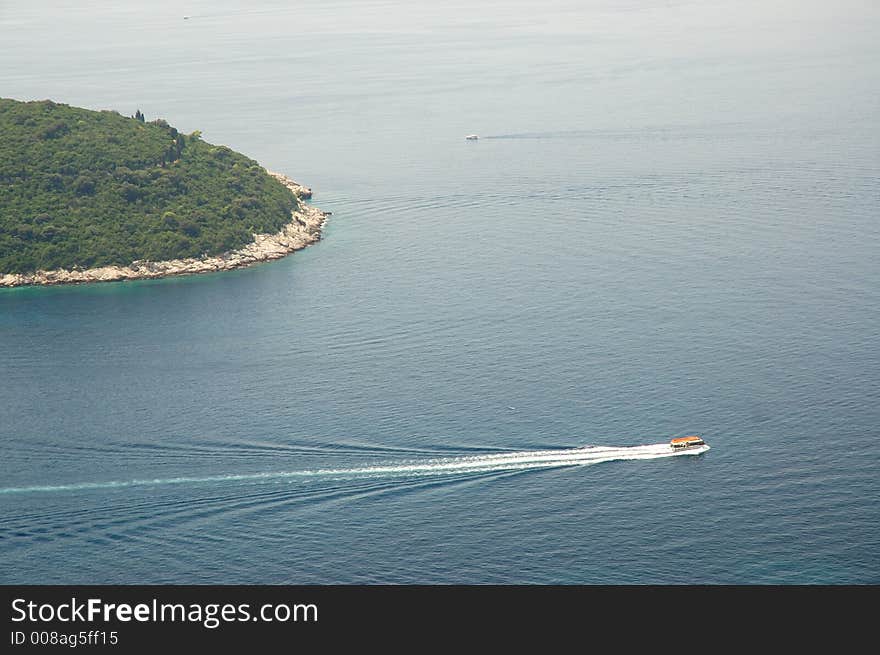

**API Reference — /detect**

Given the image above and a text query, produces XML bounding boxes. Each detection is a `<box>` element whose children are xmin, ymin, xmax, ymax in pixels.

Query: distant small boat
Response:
<box><xmin>465</xmin><ymin>134</ymin><xmax>479</xmax><ymax>140</ymax></box>
<box><xmin>670</xmin><ymin>435</ymin><xmax>706</xmax><ymax>451</ymax></box>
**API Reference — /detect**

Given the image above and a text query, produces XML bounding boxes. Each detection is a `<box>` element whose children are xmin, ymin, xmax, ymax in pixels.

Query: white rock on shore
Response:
<box><xmin>0</xmin><ymin>172</ymin><xmax>330</xmax><ymax>288</ymax></box>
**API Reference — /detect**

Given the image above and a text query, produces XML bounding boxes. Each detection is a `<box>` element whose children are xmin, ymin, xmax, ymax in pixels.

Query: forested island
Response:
<box><xmin>0</xmin><ymin>98</ymin><xmax>327</xmax><ymax>286</ymax></box>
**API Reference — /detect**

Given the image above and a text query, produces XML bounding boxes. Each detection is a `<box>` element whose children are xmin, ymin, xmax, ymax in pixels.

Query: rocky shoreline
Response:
<box><xmin>0</xmin><ymin>172</ymin><xmax>330</xmax><ymax>288</ymax></box>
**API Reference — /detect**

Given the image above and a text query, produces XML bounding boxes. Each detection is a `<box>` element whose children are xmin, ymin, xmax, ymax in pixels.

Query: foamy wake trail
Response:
<box><xmin>0</xmin><ymin>443</ymin><xmax>709</xmax><ymax>495</ymax></box>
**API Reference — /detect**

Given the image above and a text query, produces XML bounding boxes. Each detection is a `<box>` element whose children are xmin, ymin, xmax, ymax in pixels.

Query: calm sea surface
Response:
<box><xmin>1</xmin><ymin>0</ymin><xmax>878</xmax><ymax>583</ymax></box>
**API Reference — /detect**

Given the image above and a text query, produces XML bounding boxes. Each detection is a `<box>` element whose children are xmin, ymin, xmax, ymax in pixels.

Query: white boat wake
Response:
<box><xmin>0</xmin><ymin>443</ymin><xmax>709</xmax><ymax>495</ymax></box>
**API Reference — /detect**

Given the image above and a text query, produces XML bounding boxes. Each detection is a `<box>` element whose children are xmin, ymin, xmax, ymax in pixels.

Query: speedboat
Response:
<box><xmin>465</xmin><ymin>134</ymin><xmax>479</xmax><ymax>140</ymax></box>
<box><xmin>670</xmin><ymin>435</ymin><xmax>706</xmax><ymax>451</ymax></box>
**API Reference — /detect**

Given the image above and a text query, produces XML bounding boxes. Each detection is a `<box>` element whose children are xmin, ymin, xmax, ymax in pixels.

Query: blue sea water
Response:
<box><xmin>1</xmin><ymin>0</ymin><xmax>878</xmax><ymax>583</ymax></box>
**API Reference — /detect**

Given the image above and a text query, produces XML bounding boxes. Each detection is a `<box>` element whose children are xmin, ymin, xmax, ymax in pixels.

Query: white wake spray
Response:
<box><xmin>0</xmin><ymin>443</ymin><xmax>709</xmax><ymax>495</ymax></box>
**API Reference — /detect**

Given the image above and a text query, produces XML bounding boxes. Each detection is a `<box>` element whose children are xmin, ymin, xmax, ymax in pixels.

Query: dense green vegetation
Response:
<box><xmin>0</xmin><ymin>98</ymin><xmax>299</xmax><ymax>273</ymax></box>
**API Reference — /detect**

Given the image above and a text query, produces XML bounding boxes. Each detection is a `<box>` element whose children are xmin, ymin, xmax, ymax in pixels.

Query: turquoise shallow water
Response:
<box><xmin>1</xmin><ymin>0</ymin><xmax>879</xmax><ymax>583</ymax></box>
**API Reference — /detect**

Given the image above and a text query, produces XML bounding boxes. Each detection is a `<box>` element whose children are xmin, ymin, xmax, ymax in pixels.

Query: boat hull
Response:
<box><xmin>670</xmin><ymin>444</ymin><xmax>710</xmax><ymax>456</ymax></box>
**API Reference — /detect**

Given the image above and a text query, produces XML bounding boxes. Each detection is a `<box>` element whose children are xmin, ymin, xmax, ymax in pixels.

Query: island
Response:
<box><xmin>0</xmin><ymin>98</ymin><xmax>329</xmax><ymax>287</ymax></box>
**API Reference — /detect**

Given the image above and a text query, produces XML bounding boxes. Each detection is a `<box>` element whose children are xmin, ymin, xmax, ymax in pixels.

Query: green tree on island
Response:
<box><xmin>0</xmin><ymin>98</ymin><xmax>299</xmax><ymax>274</ymax></box>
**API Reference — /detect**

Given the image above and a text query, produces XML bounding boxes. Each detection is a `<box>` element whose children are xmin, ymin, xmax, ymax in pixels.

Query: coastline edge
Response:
<box><xmin>0</xmin><ymin>171</ymin><xmax>330</xmax><ymax>288</ymax></box>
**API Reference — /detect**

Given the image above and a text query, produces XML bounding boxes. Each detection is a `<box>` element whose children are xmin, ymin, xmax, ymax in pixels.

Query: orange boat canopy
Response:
<box><xmin>670</xmin><ymin>436</ymin><xmax>703</xmax><ymax>444</ymax></box>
